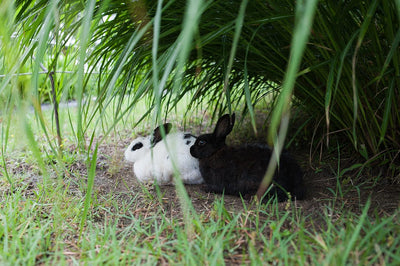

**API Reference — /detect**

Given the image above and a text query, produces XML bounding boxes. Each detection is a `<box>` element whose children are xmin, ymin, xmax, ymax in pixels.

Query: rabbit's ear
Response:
<box><xmin>214</xmin><ymin>114</ymin><xmax>235</xmax><ymax>140</ymax></box>
<box><xmin>230</xmin><ymin>113</ymin><xmax>236</xmax><ymax>128</ymax></box>
<box><xmin>152</xmin><ymin>123</ymin><xmax>172</xmax><ymax>145</ymax></box>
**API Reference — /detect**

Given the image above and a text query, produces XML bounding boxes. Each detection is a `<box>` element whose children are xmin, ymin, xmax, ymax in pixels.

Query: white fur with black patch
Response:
<box><xmin>125</xmin><ymin>132</ymin><xmax>203</xmax><ymax>185</ymax></box>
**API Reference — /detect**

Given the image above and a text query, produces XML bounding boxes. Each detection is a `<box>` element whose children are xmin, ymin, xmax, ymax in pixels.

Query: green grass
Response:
<box><xmin>1</xmin><ymin>174</ymin><xmax>399</xmax><ymax>264</ymax></box>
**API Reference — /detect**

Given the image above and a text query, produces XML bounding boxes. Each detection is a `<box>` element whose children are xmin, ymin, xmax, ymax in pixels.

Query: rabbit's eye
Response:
<box><xmin>198</xmin><ymin>140</ymin><xmax>207</xmax><ymax>146</ymax></box>
<box><xmin>131</xmin><ymin>142</ymin><xmax>143</xmax><ymax>151</ymax></box>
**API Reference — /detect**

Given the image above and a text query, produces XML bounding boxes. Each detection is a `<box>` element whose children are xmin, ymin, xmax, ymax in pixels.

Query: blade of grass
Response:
<box><xmin>152</xmin><ymin>0</ymin><xmax>163</xmax><ymax>122</ymax></box>
<box><xmin>324</xmin><ymin>55</ymin><xmax>338</xmax><ymax>146</ymax></box>
<box><xmin>79</xmin><ymin>143</ymin><xmax>98</xmax><ymax>238</ymax></box>
<box><xmin>223</xmin><ymin>0</ymin><xmax>248</xmax><ymax>115</ymax></box>
<box><xmin>173</xmin><ymin>0</ymin><xmax>205</xmax><ymax>96</ymax></box>
<box><xmin>22</xmin><ymin>110</ymin><xmax>48</xmax><ymax>178</ymax></box>
<box><xmin>379</xmin><ymin>78</ymin><xmax>395</xmax><ymax>146</ymax></box>
<box><xmin>257</xmin><ymin>0</ymin><xmax>318</xmax><ymax>199</ymax></box>
<box><xmin>351</xmin><ymin>0</ymin><xmax>378</xmax><ymax>150</ymax></box>
<box><xmin>76</xmin><ymin>0</ymin><xmax>96</xmax><ymax>149</ymax></box>
<box><xmin>31</xmin><ymin>0</ymin><xmax>58</xmax><ymax>100</ymax></box>
<box><xmin>243</xmin><ymin>24</ymin><xmax>261</xmax><ymax>134</ymax></box>
<box><xmin>0</xmin><ymin>96</ymin><xmax>13</xmax><ymax>188</ymax></box>
<box><xmin>341</xmin><ymin>199</ymin><xmax>371</xmax><ymax>264</ymax></box>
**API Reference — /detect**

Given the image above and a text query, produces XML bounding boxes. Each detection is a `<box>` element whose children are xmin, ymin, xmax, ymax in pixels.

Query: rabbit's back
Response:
<box><xmin>199</xmin><ymin>144</ymin><xmax>271</xmax><ymax>194</ymax></box>
<box><xmin>275</xmin><ymin>150</ymin><xmax>305</xmax><ymax>200</ymax></box>
<box><xmin>199</xmin><ymin>143</ymin><xmax>304</xmax><ymax>201</ymax></box>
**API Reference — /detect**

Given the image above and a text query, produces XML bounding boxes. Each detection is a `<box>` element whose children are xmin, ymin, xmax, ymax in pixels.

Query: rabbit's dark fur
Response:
<box><xmin>190</xmin><ymin>113</ymin><xmax>305</xmax><ymax>202</ymax></box>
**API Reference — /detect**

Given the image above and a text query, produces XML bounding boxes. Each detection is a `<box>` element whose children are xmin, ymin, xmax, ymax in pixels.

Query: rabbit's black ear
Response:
<box><xmin>230</xmin><ymin>113</ymin><xmax>236</xmax><ymax>128</ymax></box>
<box><xmin>152</xmin><ymin>123</ymin><xmax>172</xmax><ymax>145</ymax></box>
<box><xmin>214</xmin><ymin>114</ymin><xmax>235</xmax><ymax>140</ymax></box>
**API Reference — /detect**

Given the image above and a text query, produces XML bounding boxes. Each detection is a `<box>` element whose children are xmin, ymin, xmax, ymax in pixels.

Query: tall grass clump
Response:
<box><xmin>296</xmin><ymin>1</ymin><xmax>400</xmax><ymax>168</ymax></box>
<box><xmin>5</xmin><ymin>1</ymin><xmax>399</xmax><ymax>179</ymax></box>
<box><xmin>11</xmin><ymin>0</ymin><xmax>400</xmax><ymax>178</ymax></box>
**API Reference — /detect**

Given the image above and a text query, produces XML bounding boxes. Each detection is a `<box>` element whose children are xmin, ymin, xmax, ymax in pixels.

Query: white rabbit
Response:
<box><xmin>124</xmin><ymin>123</ymin><xmax>203</xmax><ymax>185</ymax></box>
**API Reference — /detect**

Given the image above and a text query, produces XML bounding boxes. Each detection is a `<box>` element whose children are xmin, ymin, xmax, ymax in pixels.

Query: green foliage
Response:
<box><xmin>2</xmin><ymin>0</ymin><xmax>398</xmax><ymax>168</ymax></box>
<box><xmin>296</xmin><ymin>1</ymin><xmax>400</xmax><ymax>158</ymax></box>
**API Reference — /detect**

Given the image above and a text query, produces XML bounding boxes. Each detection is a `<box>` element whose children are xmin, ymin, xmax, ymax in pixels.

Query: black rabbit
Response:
<box><xmin>190</xmin><ymin>113</ymin><xmax>305</xmax><ymax>202</ymax></box>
